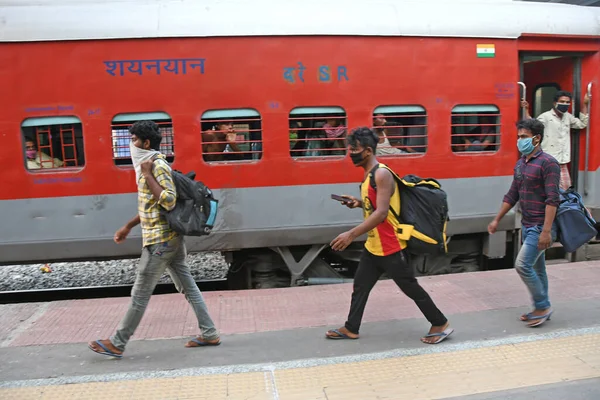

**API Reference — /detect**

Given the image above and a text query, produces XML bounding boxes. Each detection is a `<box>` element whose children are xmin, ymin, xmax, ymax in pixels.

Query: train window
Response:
<box><xmin>289</xmin><ymin>107</ymin><xmax>347</xmax><ymax>158</ymax></box>
<box><xmin>200</xmin><ymin>109</ymin><xmax>262</xmax><ymax>162</ymax></box>
<box><xmin>451</xmin><ymin>105</ymin><xmax>501</xmax><ymax>153</ymax></box>
<box><xmin>533</xmin><ymin>84</ymin><xmax>560</xmax><ymax>118</ymax></box>
<box><xmin>371</xmin><ymin>105</ymin><xmax>428</xmax><ymax>155</ymax></box>
<box><xmin>21</xmin><ymin>116</ymin><xmax>85</xmax><ymax>170</ymax></box>
<box><xmin>111</xmin><ymin>112</ymin><xmax>175</xmax><ymax>166</ymax></box>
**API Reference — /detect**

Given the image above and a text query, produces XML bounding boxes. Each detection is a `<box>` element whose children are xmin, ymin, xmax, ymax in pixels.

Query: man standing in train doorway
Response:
<box><xmin>88</xmin><ymin>121</ymin><xmax>220</xmax><ymax>358</ymax></box>
<box><xmin>488</xmin><ymin>119</ymin><xmax>560</xmax><ymax>327</ymax></box>
<box><xmin>326</xmin><ymin>127</ymin><xmax>453</xmax><ymax>344</ymax></box>
<box><xmin>522</xmin><ymin>91</ymin><xmax>589</xmax><ymax>190</ymax></box>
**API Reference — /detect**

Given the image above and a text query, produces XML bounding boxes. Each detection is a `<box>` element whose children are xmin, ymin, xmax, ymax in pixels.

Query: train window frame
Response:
<box><xmin>288</xmin><ymin>106</ymin><xmax>348</xmax><ymax>160</ymax></box>
<box><xmin>21</xmin><ymin>116</ymin><xmax>86</xmax><ymax>172</ymax></box>
<box><xmin>370</xmin><ymin>105</ymin><xmax>428</xmax><ymax>157</ymax></box>
<box><xmin>533</xmin><ymin>83</ymin><xmax>561</xmax><ymax>118</ymax></box>
<box><xmin>200</xmin><ymin>108</ymin><xmax>263</xmax><ymax>164</ymax></box>
<box><xmin>111</xmin><ymin>112</ymin><xmax>175</xmax><ymax>166</ymax></box>
<box><xmin>451</xmin><ymin>105</ymin><xmax>501</xmax><ymax>154</ymax></box>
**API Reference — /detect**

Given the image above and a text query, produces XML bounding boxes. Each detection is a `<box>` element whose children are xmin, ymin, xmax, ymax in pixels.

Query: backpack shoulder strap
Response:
<box><xmin>149</xmin><ymin>155</ymin><xmax>175</xmax><ymax>186</ymax></box>
<box><xmin>370</xmin><ymin>163</ymin><xmax>403</xmax><ymax>189</ymax></box>
<box><xmin>368</xmin><ymin>163</ymin><xmax>380</xmax><ymax>190</ymax></box>
<box><xmin>368</xmin><ymin>163</ymin><xmax>401</xmax><ymax>221</ymax></box>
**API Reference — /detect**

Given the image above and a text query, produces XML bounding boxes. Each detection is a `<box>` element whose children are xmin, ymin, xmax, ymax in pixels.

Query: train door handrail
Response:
<box><xmin>584</xmin><ymin>82</ymin><xmax>593</xmax><ymax>196</ymax></box>
<box><xmin>517</xmin><ymin>82</ymin><xmax>527</xmax><ymax>120</ymax></box>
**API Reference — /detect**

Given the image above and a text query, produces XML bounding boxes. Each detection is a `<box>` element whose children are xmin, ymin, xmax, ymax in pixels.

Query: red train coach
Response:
<box><xmin>0</xmin><ymin>0</ymin><xmax>598</xmax><ymax>289</ymax></box>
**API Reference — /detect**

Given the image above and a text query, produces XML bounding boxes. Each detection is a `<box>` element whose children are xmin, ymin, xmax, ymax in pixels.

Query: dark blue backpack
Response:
<box><xmin>556</xmin><ymin>187</ymin><xmax>597</xmax><ymax>253</ymax></box>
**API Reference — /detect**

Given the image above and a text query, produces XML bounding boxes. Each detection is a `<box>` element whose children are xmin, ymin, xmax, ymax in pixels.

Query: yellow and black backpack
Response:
<box><xmin>369</xmin><ymin>164</ymin><xmax>449</xmax><ymax>255</ymax></box>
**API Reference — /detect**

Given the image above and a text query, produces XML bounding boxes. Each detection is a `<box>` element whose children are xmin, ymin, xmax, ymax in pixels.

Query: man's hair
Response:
<box><xmin>554</xmin><ymin>90</ymin><xmax>572</xmax><ymax>102</ymax></box>
<box><xmin>516</xmin><ymin>118</ymin><xmax>545</xmax><ymax>143</ymax></box>
<box><xmin>24</xmin><ymin>136</ymin><xmax>35</xmax><ymax>143</ymax></box>
<box><xmin>129</xmin><ymin>120</ymin><xmax>162</xmax><ymax>151</ymax></box>
<box><xmin>347</xmin><ymin>126</ymin><xmax>379</xmax><ymax>152</ymax></box>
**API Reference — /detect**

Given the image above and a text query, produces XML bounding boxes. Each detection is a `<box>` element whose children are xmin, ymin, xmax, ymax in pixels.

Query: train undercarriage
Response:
<box><xmin>224</xmin><ymin>232</ymin><xmax>519</xmax><ymax>290</ymax></box>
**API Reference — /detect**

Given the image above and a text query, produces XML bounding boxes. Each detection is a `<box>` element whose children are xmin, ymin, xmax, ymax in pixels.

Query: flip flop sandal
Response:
<box><xmin>521</xmin><ymin>312</ymin><xmax>552</xmax><ymax>322</ymax></box>
<box><xmin>527</xmin><ymin>311</ymin><xmax>553</xmax><ymax>327</ymax></box>
<box><xmin>187</xmin><ymin>338</ymin><xmax>221</xmax><ymax>347</ymax></box>
<box><xmin>421</xmin><ymin>327</ymin><xmax>454</xmax><ymax>344</ymax></box>
<box><xmin>325</xmin><ymin>329</ymin><xmax>359</xmax><ymax>340</ymax></box>
<box><xmin>88</xmin><ymin>340</ymin><xmax>123</xmax><ymax>358</ymax></box>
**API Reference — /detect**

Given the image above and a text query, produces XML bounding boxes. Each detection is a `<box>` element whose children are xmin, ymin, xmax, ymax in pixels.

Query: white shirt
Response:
<box><xmin>376</xmin><ymin>133</ymin><xmax>406</xmax><ymax>156</ymax></box>
<box><xmin>26</xmin><ymin>152</ymin><xmax>64</xmax><ymax>170</ymax></box>
<box><xmin>536</xmin><ymin>109</ymin><xmax>588</xmax><ymax>164</ymax></box>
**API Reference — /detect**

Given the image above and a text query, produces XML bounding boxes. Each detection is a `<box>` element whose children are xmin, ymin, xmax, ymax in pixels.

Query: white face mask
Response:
<box><xmin>130</xmin><ymin>141</ymin><xmax>160</xmax><ymax>183</ymax></box>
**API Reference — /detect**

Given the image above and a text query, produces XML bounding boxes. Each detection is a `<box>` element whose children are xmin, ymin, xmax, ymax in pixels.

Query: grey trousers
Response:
<box><xmin>110</xmin><ymin>235</ymin><xmax>218</xmax><ymax>350</ymax></box>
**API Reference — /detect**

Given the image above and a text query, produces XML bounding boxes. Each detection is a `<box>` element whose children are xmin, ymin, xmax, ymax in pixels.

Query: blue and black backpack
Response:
<box><xmin>152</xmin><ymin>157</ymin><xmax>219</xmax><ymax>236</ymax></box>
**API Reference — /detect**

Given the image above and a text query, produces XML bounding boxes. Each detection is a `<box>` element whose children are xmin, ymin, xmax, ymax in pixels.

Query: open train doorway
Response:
<box><xmin>519</xmin><ymin>52</ymin><xmax>586</xmax><ymax>191</ymax></box>
<box><xmin>519</xmin><ymin>51</ymin><xmax>597</xmax><ymax>261</ymax></box>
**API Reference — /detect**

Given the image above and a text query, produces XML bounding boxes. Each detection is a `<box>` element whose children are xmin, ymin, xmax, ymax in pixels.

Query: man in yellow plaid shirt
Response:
<box><xmin>89</xmin><ymin>121</ymin><xmax>220</xmax><ymax>358</ymax></box>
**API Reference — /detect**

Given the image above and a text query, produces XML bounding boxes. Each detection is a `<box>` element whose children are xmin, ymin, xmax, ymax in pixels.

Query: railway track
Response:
<box><xmin>0</xmin><ymin>279</ymin><xmax>228</xmax><ymax>304</ymax></box>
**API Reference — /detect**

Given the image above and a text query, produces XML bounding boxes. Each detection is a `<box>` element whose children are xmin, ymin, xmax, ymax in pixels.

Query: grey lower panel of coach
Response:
<box><xmin>1</xmin><ymin>172</ymin><xmax>598</xmax><ymax>264</ymax></box>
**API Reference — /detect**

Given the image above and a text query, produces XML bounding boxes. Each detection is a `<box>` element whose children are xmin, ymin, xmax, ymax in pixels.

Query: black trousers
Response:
<box><xmin>345</xmin><ymin>250</ymin><xmax>448</xmax><ymax>334</ymax></box>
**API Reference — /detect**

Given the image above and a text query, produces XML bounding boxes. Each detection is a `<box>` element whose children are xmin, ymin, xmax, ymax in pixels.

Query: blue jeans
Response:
<box><xmin>514</xmin><ymin>224</ymin><xmax>557</xmax><ymax>310</ymax></box>
<box><xmin>110</xmin><ymin>235</ymin><xmax>218</xmax><ymax>351</ymax></box>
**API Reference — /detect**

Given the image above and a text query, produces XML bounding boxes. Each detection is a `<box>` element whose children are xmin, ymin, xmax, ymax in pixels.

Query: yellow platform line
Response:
<box><xmin>2</xmin><ymin>333</ymin><xmax>600</xmax><ymax>400</ymax></box>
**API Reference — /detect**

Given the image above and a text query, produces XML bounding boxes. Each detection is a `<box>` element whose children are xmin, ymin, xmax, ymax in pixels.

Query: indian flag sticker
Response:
<box><xmin>477</xmin><ymin>44</ymin><xmax>495</xmax><ymax>58</ymax></box>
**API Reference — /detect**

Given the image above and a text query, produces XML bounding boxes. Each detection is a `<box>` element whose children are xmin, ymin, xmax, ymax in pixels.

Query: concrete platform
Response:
<box><xmin>1</xmin><ymin>261</ymin><xmax>600</xmax><ymax>399</ymax></box>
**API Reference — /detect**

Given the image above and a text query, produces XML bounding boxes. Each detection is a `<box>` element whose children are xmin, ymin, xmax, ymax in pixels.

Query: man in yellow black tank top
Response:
<box><xmin>325</xmin><ymin>127</ymin><xmax>453</xmax><ymax>344</ymax></box>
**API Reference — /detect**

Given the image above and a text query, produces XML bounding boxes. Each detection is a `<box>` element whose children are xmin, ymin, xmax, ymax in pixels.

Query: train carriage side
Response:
<box><xmin>0</xmin><ymin>0</ymin><xmax>598</xmax><ymax>290</ymax></box>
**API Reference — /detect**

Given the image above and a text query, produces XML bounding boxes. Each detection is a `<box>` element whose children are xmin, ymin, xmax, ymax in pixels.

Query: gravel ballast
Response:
<box><xmin>0</xmin><ymin>252</ymin><xmax>229</xmax><ymax>291</ymax></box>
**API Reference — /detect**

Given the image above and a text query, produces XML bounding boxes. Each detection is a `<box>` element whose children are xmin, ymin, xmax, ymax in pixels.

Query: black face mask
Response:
<box><xmin>350</xmin><ymin>151</ymin><xmax>365</xmax><ymax>165</ymax></box>
<box><xmin>556</xmin><ymin>103</ymin><xmax>569</xmax><ymax>113</ymax></box>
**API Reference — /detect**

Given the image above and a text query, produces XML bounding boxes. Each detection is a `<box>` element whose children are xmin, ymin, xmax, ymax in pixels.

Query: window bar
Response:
<box><xmin>35</xmin><ymin>126</ymin><xmax>54</xmax><ymax>168</ymax></box>
<box><xmin>59</xmin><ymin>124</ymin><xmax>78</xmax><ymax>166</ymax></box>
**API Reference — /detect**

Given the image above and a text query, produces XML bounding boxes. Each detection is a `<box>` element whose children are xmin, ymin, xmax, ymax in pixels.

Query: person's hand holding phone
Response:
<box><xmin>331</xmin><ymin>194</ymin><xmax>361</xmax><ymax>209</ymax></box>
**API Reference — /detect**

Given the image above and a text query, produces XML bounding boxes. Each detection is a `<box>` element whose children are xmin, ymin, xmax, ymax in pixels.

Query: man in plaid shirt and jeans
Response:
<box><xmin>89</xmin><ymin>121</ymin><xmax>220</xmax><ymax>358</ymax></box>
<box><xmin>488</xmin><ymin>119</ymin><xmax>560</xmax><ymax>328</ymax></box>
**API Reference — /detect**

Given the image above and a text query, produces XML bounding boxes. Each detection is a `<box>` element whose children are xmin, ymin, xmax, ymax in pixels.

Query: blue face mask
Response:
<box><xmin>517</xmin><ymin>137</ymin><xmax>537</xmax><ymax>155</ymax></box>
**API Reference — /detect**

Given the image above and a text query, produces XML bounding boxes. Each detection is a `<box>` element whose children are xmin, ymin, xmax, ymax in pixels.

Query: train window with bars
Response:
<box><xmin>289</xmin><ymin>107</ymin><xmax>347</xmax><ymax>158</ymax></box>
<box><xmin>370</xmin><ymin>105</ymin><xmax>428</xmax><ymax>155</ymax></box>
<box><xmin>111</xmin><ymin>112</ymin><xmax>175</xmax><ymax>166</ymax></box>
<box><xmin>200</xmin><ymin>109</ymin><xmax>262</xmax><ymax>162</ymax></box>
<box><xmin>21</xmin><ymin>116</ymin><xmax>85</xmax><ymax>170</ymax></box>
<box><xmin>451</xmin><ymin>105</ymin><xmax>501</xmax><ymax>153</ymax></box>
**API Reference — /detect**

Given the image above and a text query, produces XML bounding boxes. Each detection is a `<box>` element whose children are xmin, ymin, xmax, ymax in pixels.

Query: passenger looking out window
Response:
<box><xmin>21</xmin><ymin>117</ymin><xmax>85</xmax><ymax>169</ymax></box>
<box><xmin>451</xmin><ymin>106</ymin><xmax>500</xmax><ymax>153</ymax></box>
<box><xmin>202</xmin><ymin>121</ymin><xmax>243</xmax><ymax>162</ymax></box>
<box><xmin>464</xmin><ymin>115</ymin><xmax>496</xmax><ymax>151</ymax></box>
<box><xmin>24</xmin><ymin>137</ymin><xmax>64</xmax><ymax>170</ymax></box>
<box><xmin>288</xmin><ymin>107</ymin><xmax>347</xmax><ymax>158</ymax></box>
<box><xmin>373</xmin><ymin>114</ymin><xmax>406</xmax><ymax>156</ymax></box>
<box><xmin>201</xmin><ymin>109</ymin><xmax>262</xmax><ymax>162</ymax></box>
<box><xmin>371</xmin><ymin>106</ymin><xmax>428</xmax><ymax>154</ymax></box>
